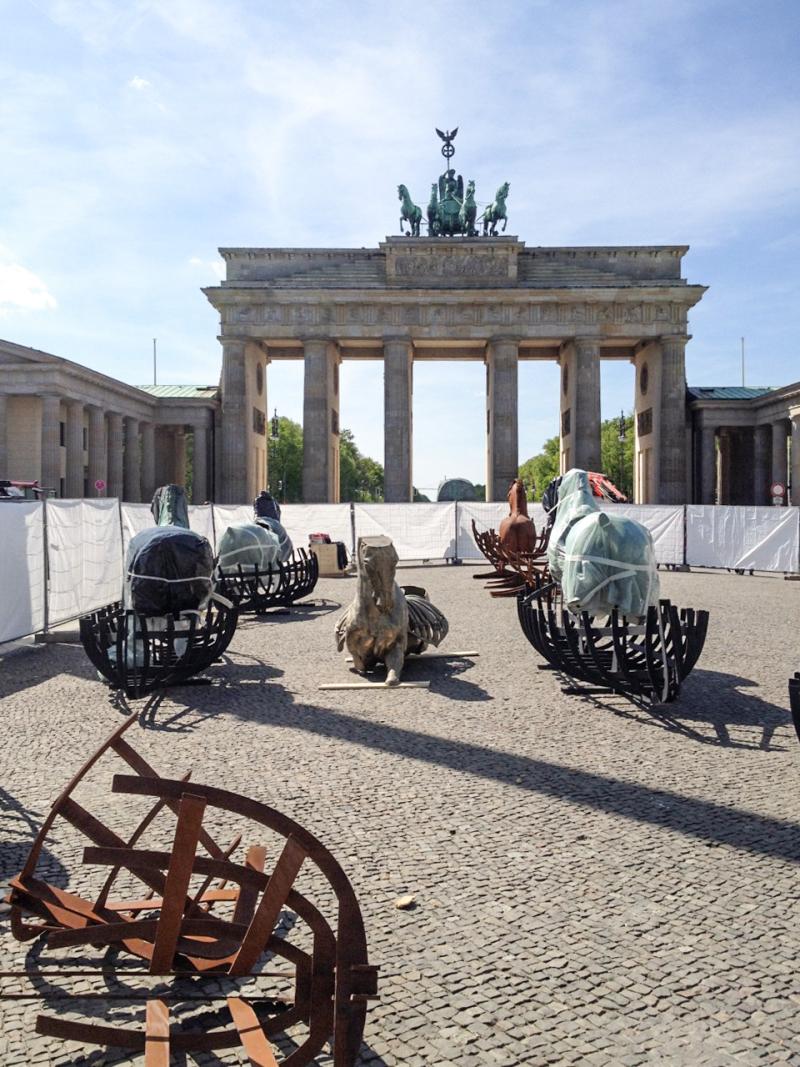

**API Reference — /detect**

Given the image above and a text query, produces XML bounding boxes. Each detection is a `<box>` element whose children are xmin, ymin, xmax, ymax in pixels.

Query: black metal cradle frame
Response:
<box><xmin>517</xmin><ymin>584</ymin><xmax>709</xmax><ymax>705</ymax></box>
<box><xmin>790</xmin><ymin>674</ymin><xmax>800</xmax><ymax>742</ymax></box>
<box><xmin>79</xmin><ymin>598</ymin><xmax>239</xmax><ymax>697</ymax></box>
<box><xmin>215</xmin><ymin>548</ymin><xmax>319</xmax><ymax>615</ymax></box>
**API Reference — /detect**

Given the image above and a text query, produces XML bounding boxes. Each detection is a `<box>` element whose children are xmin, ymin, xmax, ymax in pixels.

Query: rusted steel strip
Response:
<box><xmin>145</xmin><ymin>998</ymin><xmax>170</xmax><ymax>1067</ymax></box>
<box><xmin>230</xmin><ymin>837</ymin><xmax>306</xmax><ymax>976</ymax></box>
<box><xmin>228</xmin><ymin>996</ymin><xmax>280</xmax><ymax>1066</ymax></box>
<box><xmin>149</xmin><ymin>793</ymin><xmax>207</xmax><ymax>974</ymax></box>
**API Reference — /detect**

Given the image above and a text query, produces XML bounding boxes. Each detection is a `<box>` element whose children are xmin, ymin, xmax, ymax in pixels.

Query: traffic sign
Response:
<box><xmin>770</xmin><ymin>481</ymin><xmax>786</xmax><ymax>496</ymax></box>
<box><xmin>94</xmin><ymin>479</ymin><xmax>106</xmax><ymax>492</ymax></box>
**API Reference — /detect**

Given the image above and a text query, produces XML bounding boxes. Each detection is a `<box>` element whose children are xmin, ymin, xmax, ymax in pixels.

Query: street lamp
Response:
<box><xmin>617</xmin><ymin>410</ymin><xmax>626</xmax><ymax>494</ymax></box>
<box><xmin>270</xmin><ymin>408</ymin><xmax>280</xmax><ymax>440</ymax></box>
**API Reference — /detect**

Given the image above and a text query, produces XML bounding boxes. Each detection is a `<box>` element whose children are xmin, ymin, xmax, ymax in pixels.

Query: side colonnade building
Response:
<box><xmin>0</xmin><ymin>339</ymin><xmax>217</xmax><ymax>502</ymax></box>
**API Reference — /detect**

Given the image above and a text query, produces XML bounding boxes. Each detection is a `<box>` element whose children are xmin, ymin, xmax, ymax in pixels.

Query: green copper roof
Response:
<box><xmin>138</xmin><ymin>384</ymin><xmax>219</xmax><ymax>399</ymax></box>
<box><xmin>687</xmin><ymin>386</ymin><xmax>773</xmax><ymax>401</ymax></box>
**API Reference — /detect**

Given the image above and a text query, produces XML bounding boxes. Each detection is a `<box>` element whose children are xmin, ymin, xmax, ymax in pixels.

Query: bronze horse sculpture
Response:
<box><xmin>499</xmin><ymin>478</ymin><xmax>536</xmax><ymax>555</ymax></box>
<box><xmin>398</xmin><ymin>184</ymin><xmax>422</xmax><ymax>237</ymax></box>
<box><xmin>482</xmin><ymin>181</ymin><xmax>510</xmax><ymax>236</ymax></box>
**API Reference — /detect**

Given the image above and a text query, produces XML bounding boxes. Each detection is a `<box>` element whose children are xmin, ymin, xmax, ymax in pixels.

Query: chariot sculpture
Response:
<box><xmin>471</xmin><ymin>479</ymin><xmax>549</xmax><ymax>596</ymax></box>
<box><xmin>397</xmin><ymin>127</ymin><xmax>511</xmax><ymax>238</ymax></box>
<box><xmin>516</xmin><ymin>469</ymin><xmax>709</xmax><ymax>705</ymax></box>
<box><xmin>80</xmin><ymin>484</ymin><xmax>238</xmax><ymax>696</ymax></box>
<box><xmin>214</xmin><ymin>500</ymin><xmax>319</xmax><ymax>614</ymax></box>
<box><xmin>335</xmin><ymin>536</ymin><xmax>448</xmax><ymax>685</ymax></box>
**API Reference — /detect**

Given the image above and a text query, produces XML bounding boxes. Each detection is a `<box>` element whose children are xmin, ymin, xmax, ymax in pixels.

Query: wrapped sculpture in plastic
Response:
<box><xmin>255</xmin><ymin>516</ymin><xmax>293</xmax><ymax>562</ymax></box>
<box><xmin>217</xmin><ymin>522</ymin><xmax>280</xmax><ymax>574</ymax></box>
<box><xmin>548</xmin><ymin>469</ymin><xmax>658</xmax><ymax>619</ymax></box>
<box><xmin>254</xmin><ymin>488</ymin><xmax>281</xmax><ymax>521</ymax></box>
<box><xmin>124</xmin><ymin>526</ymin><xmax>215</xmax><ymax>615</ymax></box>
<box><xmin>150</xmin><ymin>484</ymin><xmax>190</xmax><ymax>529</ymax></box>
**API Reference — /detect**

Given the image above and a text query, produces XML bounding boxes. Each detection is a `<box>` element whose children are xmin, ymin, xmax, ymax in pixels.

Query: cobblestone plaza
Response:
<box><xmin>1</xmin><ymin>567</ymin><xmax>799</xmax><ymax>1065</ymax></box>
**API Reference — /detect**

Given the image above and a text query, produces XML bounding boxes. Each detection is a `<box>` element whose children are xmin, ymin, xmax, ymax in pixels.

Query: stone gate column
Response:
<box><xmin>384</xmin><ymin>337</ymin><xmax>413</xmax><ymax>502</ymax></box>
<box><xmin>173</xmin><ymin>429</ymin><xmax>187</xmax><ymax>486</ymax></box>
<box><xmin>193</xmin><ymin>424</ymin><xmax>208</xmax><ymax>503</ymax></box>
<box><xmin>573</xmin><ymin>339</ymin><xmax>601</xmax><ymax>472</ymax></box>
<box><xmin>123</xmin><ymin>417</ymin><xmax>141</xmax><ymax>502</ymax></box>
<box><xmin>485</xmin><ymin>338</ymin><xmax>519</xmax><ymax>501</ymax></box>
<box><xmin>140</xmin><ymin>422</ymin><xmax>156</xmax><ymax>502</ymax></box>
<box><xmin>657</xmin><ymin>335</ymin><xmax>689</xmax><ymax>504</ymax></box>
<box><xmin>791</xmin><ymin>413</ymin><xmax>800</xmax><ymax>506</ymax></box>
<box><xmin>699</xmin><ymin>425</ymin><xmax>717</xmax><ymax>504</ymax></box>
<box><xmin>65</xmin><ymin>401</ymin><xmax>84</xmax><ymax>497</ymax></box>
<box><xmin>87</xmin><ymin>406</ymin><xmax>107</xmax><ymax>494</ymax></box>
<box><xmin>772</xmin><ymin>420</ymin><xmax>789</xmax><ymax>488</ymax></box>
<box><xmin>302</xmin><ymin>338</ymin><xmax>340</xmax><ymax>503</ymax></box>
<box><xmin>220</xmin><ymin>339</ymin><xmax>248</xmax><ymax>504</ymax></box>
<box><xmin>753</xmin><ymin>424</ymin><xmax>771</xmax><ymax>505</ymax></box>
<box><xmin>0</xmin><ymin>394</ymin><xmax>9</xmax><ymax>480</ymax></box>
<box><xmin>41</xmin><ymin>396</ymin><xmax>62</xmax><ymax>493</ymax></box>
<box><xmin>106</xmin><ymin>412</ymin><xmax>124</xmax><ymax>499</ymax></box>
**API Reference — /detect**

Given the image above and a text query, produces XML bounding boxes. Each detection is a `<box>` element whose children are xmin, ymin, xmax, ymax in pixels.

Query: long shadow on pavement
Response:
<box><xmin>164</xmin><ymin>680</ymin><xmax>800</xmax><ymax>866</ymax></box>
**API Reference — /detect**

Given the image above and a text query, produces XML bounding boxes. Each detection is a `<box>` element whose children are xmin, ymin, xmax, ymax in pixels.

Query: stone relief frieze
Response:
<box><xmin>227</xmin><ymin>297</ymin><xmax>687</xmax><ymax>332</ymax></box>
<box><xmin>393</xmin><ymin>254</ymin><xmax>508</xmax><ymax>278</ymax></box>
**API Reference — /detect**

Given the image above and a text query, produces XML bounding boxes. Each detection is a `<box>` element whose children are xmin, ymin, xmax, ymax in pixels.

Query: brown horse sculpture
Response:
<box><xmin>499</xmin><ymin>478</ymin><xmax>536</xmax><ymax>554</ymax></box>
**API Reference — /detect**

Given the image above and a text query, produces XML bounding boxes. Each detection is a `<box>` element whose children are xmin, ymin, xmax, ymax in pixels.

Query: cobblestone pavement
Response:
<box><xmin>1</xmin><ymin>567</ymin><xmax>799</xmax><ymax>1065</ymax></box>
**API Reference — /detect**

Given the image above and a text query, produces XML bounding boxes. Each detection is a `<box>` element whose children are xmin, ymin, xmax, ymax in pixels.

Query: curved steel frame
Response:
<box><xmin>6</xmin><ymin>715</ymin><xmax>378</xmax><ymax>1065</ymax></box>
<box><xmin>517</xmin><ymin>585</ymin><xmax>708</xmax><ymax>705</ymax></box>
<box><xmin>215</xmin><ymin>549</ymin><xmax>319</xmax><ymax>615</ymax></box>
<box><xmin>790</xmin><ymin>674</ymin><xmax>800</xmax><ymax>743</ymax></box>
<box><xmin>79</xmin><ymin>597</ymin><xmax>239</xmax><ymax>697</ymax></box>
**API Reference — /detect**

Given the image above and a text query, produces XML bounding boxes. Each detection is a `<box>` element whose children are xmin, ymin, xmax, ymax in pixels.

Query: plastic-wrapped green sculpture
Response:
<box><xmin>548</xmin><ymin>469</ymin><xmax>659</xmax><ymax>619</ymax></box>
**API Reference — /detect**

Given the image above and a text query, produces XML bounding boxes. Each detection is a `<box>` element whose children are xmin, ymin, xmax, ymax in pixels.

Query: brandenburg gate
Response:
<box><xmin>203</xmin><ymin>133</ymin><xmax>706</xmax><ymax>505</ymax></box>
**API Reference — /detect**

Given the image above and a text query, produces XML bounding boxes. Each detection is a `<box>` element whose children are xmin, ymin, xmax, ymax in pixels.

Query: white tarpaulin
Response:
<box><xmin>279</xmin><ymin>504</ymin><xmax>353</xmax><ymax>555</ymax></box>
<box><xmin>188</xmin><ymin>504</ymin><xmax>215</xmax><ymax>549</ymax></box>
<box><xmin>354</xmin><ymin>503</ymin><xmax>457</xmax><ymax>561</ymax></box>
<box><xmin>599</xmin><ymin>504</ymin><xmax>685</xmax><ymax>566</ymax></box>
<box><xmin>0</xmin><ymin>501</ymin><xmax>45</xmax><ymax>643</ymax></box>
<box><xmin>686</xmin><ymin>505</ymin><xmax>800</xmax><ymax>572</ymax></box>
<box><xmin>46</xmin><ymin>499</ymin><xmax>123</xmax><ymax>624</ymax></box>
<box><xmin>456</xmin><ymin>502</ymin><xmax>547</xmax><ymax>559</ymax></box>
<box><xmin>120</xmin><ymin>502</ymin><xmax>156</xmax><ymax>554</ymax></box>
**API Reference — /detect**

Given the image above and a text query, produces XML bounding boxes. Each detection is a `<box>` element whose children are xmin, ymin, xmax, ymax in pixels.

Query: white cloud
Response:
<box><xmin>128</xmin><ymin>75</ymin><xmax>150</xmax><ymax>90</ymax></box>
<box><xmin>0</xmin><ymin>256</ymin><xmax>57</xmax><ymax>317</ymax></box>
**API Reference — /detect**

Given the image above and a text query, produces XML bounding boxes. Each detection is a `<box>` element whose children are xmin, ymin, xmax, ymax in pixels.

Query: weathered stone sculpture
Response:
<box><xmin>335</xmin><ymin>536</ymin><xmax>448</xmax><ymax>685</ymax></box>
<box><xmin>499</xmin><ymin>478</ymin><xmax>536</xmax><ymax>555</ymax></box>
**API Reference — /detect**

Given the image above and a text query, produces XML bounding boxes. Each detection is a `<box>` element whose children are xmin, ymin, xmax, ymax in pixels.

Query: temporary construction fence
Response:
<box><xmin>0</xmin><ymin>498</ymin><xmax>798</xmax><ymax>646</ymax></box>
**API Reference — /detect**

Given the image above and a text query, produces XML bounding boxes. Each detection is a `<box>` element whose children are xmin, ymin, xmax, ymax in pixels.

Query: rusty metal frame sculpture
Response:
<box><xmin>471</xmin><ymin>520</ymin><xmax>550</xmax><ymax>597</ymax></box>
<box><xmin>790</xmin><ymin>673</ymin><xmax>800</xmax><ymax>743</ymax></box>
<box><xmin>79</xmin><ymin>597</ymin><xmax>239</xmax><ymax>697</ymax></box>
<box><xmin>215</xmin><ymin>549</ymin><xmax>319</xmax><ymax>616</ymax></box>
<box><xmin>6</xmin><ymin>714</ymin><xmax>378</xmax><ymax>1065</ymax></box>
<box><xmin>517</xmin><ymin>581</ymin><xmax>708</xmax><ymax>705</ymax></box>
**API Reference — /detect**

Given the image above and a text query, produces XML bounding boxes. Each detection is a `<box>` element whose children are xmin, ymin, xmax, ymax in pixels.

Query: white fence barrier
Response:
<box><xmin>686</xmin><ymin>505</ymin><xmax>800</xmax><ymax>572</ymax></box>
<box><xmin>47</xmin><ymin>500</ymin><xmax>123</xmax><ymax>625</ymax></box>
<box><xmin>0</xmin><ymin>501</ymin><xmax>45</xmax><ymax>644</ymax></box>
<box><xmin>1</xmin><ymin>498</ymin><xmax>799</xmax><ymax>646</ymax></box>
<box><xmin>354</xmin><ymin>503</ymin><xmax>456</xmax><ymax>561</ymax></box>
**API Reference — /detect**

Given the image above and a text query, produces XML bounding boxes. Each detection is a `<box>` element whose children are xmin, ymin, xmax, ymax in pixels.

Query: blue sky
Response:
<box><xmin>2</xmin><ymin>0</ymin><xmax>799</xmax><ymax>493</ymax></box>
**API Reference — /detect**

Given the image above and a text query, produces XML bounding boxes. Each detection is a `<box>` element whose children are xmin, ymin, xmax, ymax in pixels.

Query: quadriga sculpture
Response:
<box><xmin>335</xmin><ymin>536</ymin><xmax>448</xmax><ymax>685</ymax></box>
<box><xmin>499</xmin><ymin>477</ymin><xmax>537</xmax><ymax>555</ymax></box>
